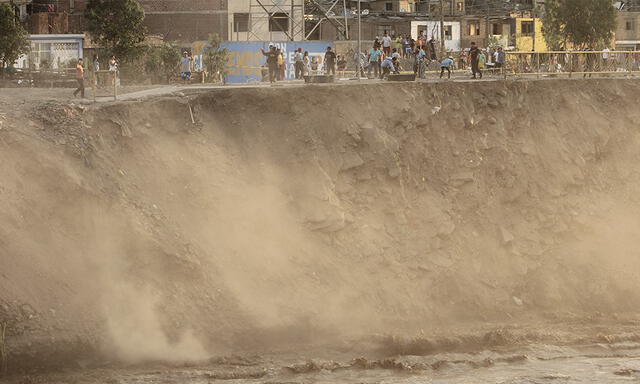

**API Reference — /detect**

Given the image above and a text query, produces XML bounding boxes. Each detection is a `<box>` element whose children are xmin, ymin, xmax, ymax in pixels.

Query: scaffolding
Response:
<box><xmin>246</xmin><ymin>0</ymin><xmax>351</xmax><ymax>41</ymax></box>
<box><xmin>248</xmin><ymin>0</ymin><xmax>305</xmax><ymax>41</ymax></box>
<box><xmin>304</xmin><ymin>0</ymin><xmax>350</xmax><ymax>40</ymax></box>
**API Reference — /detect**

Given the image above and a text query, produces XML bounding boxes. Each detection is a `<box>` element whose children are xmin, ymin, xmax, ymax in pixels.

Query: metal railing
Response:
<box><xmin>504</xmin><ymin>51</ymin><xmax>640</xmax><ymax>78</ymax></box>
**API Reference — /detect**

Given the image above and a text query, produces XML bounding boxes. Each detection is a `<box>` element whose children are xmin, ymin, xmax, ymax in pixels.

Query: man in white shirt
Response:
<box><xmin>602</xmin><ymin>47</ymin><xmax>611</xmax><ymax>71</ymax></box>
<box><xmin>180</xmin><ymin>51</ymin><xmax>193</xmax><ymax>83</ymax></box>
<box><xmin>382</xmin><ymin>32</ymin><xmax>392</xmax><ymax>57</ymax></box>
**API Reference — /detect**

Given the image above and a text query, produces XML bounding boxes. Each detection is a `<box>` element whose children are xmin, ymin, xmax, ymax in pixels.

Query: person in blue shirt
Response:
<box><xmin>440</xmin><ymin>56</ymin><xmax>454</xmax><ymax>79</ymax></box>
<box><xmin>380</xmin><ymin>56</ymin><xmax>398</xmax><ymax>79</ymax></box>
<box><xmin>368</xmin><ymin>46</ymin><xmax>382</xmax><ymax>78</ymax></box>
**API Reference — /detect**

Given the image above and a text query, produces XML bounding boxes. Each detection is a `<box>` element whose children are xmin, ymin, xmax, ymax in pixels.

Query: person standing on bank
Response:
<box><xmin>260</xmin><ymin>45</ymin><xmax>279</xmax><ymax>83</ymax></box>
<box><xmin>494</xmin><ymin>46</ymin><xmax>505</xmax><ymax>73</ymax></box>
<box><xmin>73</xmin><ymin>58</ymin><xmax>85</xmax><ymax>98</ymax></box>
<box><xmin>294</xmin><ymin>48</ymin><xmax>304</xmax><ymax>79</ymax></box>
<box><xmin>180</xmin><ymin>51</ymin><xmax>193</xmax><ymax>83</ymax></box>
<box><xmin>368</xmin><ymin>45</ymin><xmax>382</xmax><ymax>78</ymax></box>
<box><xmin>324</xmin><ymin>46</ymin><xmax>337</xmax><ymax>76</ymax></box>
<box><xmin>277</xmin><ymin>49</ymin><xmax>285</xmax><ymax>80</ymax></box>
<box><xmin>382</xmin><ymin>31</ymin><xmax>392</xmax><ymax>57</ymax></box>
<box><xmin>303</xmin><ymin>51</ymin><xmax>311</xmax><ymax>76</ymax></box>
<box><xmin>469</xmin><ymin>42</ymin><xmax>482</xmax><ymax>79</ymax></box>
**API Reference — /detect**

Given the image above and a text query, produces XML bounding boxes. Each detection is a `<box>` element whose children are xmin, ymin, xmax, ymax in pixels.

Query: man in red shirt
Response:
<box><xmin>73</xmin><ymin>58</ymin><xmax>85</xmax><ymax>98</ymax></box>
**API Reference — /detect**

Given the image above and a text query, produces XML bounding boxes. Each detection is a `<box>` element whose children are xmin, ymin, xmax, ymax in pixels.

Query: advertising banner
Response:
<box><xmin>192</xmin><ymin>41</ymin><xmax>333</xmax><ymax>84</ymax></box>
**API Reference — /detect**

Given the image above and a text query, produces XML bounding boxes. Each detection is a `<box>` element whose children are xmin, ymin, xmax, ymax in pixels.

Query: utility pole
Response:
<box><xmin>439</xmin><ymin>0</ymin><xmax>445</xmax><ymax>52</ymax></box>
<box><xmin>485</xmin><ymin>0</ymin><xmax>490</xmax><ymax>45</ymax></box>
<box><xmin>357</xmin><ymin>0</ymin><xmax>361</xmax><ymax>55</ymax></box>
<box><xmin>357</xmin><ymin>0</ymin><xmax>362</xmax><ymax>79</ymax></box>
<box><xmin>291</xmin><ymin>0</ymin><xmax>295</xmax><ymax>40</ymax></box>
<box><xmin>531</xmin><ymin>8</ymin><xmax>536</xmax><ymax>52</ymax></box>
<box><xmin>343</xmin><ymin>0</ymin><xmax>349</xmax><ymax>40</ymax></box>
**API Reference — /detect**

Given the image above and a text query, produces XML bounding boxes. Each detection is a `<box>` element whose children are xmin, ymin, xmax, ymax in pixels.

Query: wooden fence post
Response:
<box><xmin>113</xmin><ymin>71</ymin><xmax>118</xmax><ymax>101</ymax></box>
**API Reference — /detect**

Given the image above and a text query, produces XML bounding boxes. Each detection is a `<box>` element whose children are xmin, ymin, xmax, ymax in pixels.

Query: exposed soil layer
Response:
<box><xmin>1</xmin><ymin>79</ymin><xmax>640</xmax><ymax>375</ymax></box>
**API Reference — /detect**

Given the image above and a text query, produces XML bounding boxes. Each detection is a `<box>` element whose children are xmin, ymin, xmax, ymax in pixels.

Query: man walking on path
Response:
<box><xmin>324</xmin><ymin>46</ymin><xmax>337</xmax><ymax>75</ymax></box>
<box><xmin>260</xmin><ymin>45</ymin><xmax>279</xmax><ymax>83</ymax></box>
<box><xmin>440</xmin><ymin>56</ymin><xmax>454</xmax><ymax>79</ymax></box>
<box><xmin>73</xmin><ymin>59</ymin><xmax>85</xmax><ymax>98</ymax></box>
<box><xmin>470</xmin><ymin>42</ymin><xmax>482</xmax><ymax>79</ymax></box>
<box><xmin>294</xmin><ymin>48</ymin><xmax>304</xmax><ymax>79</ymax></box>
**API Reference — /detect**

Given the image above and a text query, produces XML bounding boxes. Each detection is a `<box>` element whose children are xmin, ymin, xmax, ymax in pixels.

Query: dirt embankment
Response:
<box><xmin>1</xmin><ymin>79</ymin><xmax>640</xmax><ymax>372</ymax></box>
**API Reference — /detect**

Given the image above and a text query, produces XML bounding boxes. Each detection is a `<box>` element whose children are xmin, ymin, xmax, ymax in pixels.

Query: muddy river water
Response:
<box><xmin>12</xmin><ymin>341</ymin><xmax>640</xmax><ymax>384</ymax></box>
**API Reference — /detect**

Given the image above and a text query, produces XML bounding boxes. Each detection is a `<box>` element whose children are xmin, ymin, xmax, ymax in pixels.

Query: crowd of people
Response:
<box><xmin>357</xmin><ymin>34</ymin><xmax>506</xmax><ymax>80</ymax></box>
<box><xmin>258</xmin><ymin>31</ymin><xmax>510</xmax><ymax>84</ymax></box>
<box><xmin>71</xmin><ymin>37</ymin><xmax>507</xmax><ymax>97</ymax></box>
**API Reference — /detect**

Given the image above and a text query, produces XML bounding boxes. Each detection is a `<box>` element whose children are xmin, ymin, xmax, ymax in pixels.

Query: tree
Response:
<box><xmin>144</xmin><ymin>42</ymin><xmax>181</xmax><ymax>83</ymax></box>
<box><xmin>542</xmin><ymin>0</ymin><xmax>617</xmax><ymax>49</ymax></box>
<box><xmin>0</xmin><ymin>4</ymin><xmax>29</xmax><ymax>76</ymax></box>
<box><xmin>541</xmin><ymin>0</ymin><xmax>565</xmax><ymax>50</ymax></box>
<box><xmin>85</xmin><ymin>0</ymin><xmax>147</xmax><ymax>60</ymax></box>
<box><xmin>203</xmin><ymin>34</ymin><xmax>229</xmax><ymax>83</ymax></box>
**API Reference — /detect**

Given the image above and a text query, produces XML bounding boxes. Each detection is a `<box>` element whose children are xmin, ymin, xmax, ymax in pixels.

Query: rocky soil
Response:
<box><xmin>1</xmin><ymin>79</ymin><xmax>640</xmax><ymax>375</ymax></box>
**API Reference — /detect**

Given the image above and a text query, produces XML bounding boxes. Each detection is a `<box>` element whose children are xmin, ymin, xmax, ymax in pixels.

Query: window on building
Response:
<box><xmin>385</xmin><ymin>2</ymin><xmax>393</xmax><ymax>11</ymax></box>
<box><xmin>269</xmin><ymin>12</ymin><xmax>289</xmax><ymax>32</ymax></box>
<box><xmin>444</xmin><ymin>25</ymin><xmax>452</xmax><ymax>40</ymax></box>
<box><xmin>233</xmin><ymin>13</ymin><xmax>249</xmax><ymax>32</ymax></box>
<box><xmin>492</xmin><ymin>23</ymin><xmax>503</xmax><ymax>35</ymax></box>
<box><xmin>626</xmin><ymin>20</ymin><xmax>634</xmax><ymax>31</ymax></box>
<box><xmin>468</xmin><ymin>22</ymin><xmax>481</xmax><ymax>36</ymax></box>
<box><xmin>456</xmin><ymin>2</ymin><xmax>464</xmax><ymax>11</ymax></box>
<box><xmin>521</xmin><ymin>21</ymin><xmax>534</xmax><ymax>36</ymax></box>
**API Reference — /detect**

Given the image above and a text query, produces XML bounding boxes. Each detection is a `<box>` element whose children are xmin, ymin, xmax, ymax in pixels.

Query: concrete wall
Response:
<box><xmin>411</xmin><ymin>20</ymin><xmax>461</xmax><ymax>51</ymax></box>
<box><xmin>63</xmin><ymin>0</ymin><xmax>229</xmax><ymax>42</ymax></box>
<box><xmin>514</xmin><ymin>17</ymin><xmax>547</xmax><ymax>52</ymax></box>
<box><xmin>139</xmin><ymin>0</ymin><xmax>229</xmax><ymax>42</ymax></box>
<box><xmin>191</xmin><ymin>40</ymin><xmax>331</xmax><ymax>82</ymax></box>
<box><xmin>616</xmin><ymin>12</ymin><xmax>640</xmax><ymax>49</ymax></box>
<box><xmin>228</xmin><ymin>0</ymin><xmax>304</xmax><ymax>42</ymax></box>
<box><xmin>319</xmin><ymin>17</ymin><xmax>413</xmax><ymax>41</ymax></box>
<box><xmin>459</xmin><ymin>17</ymin><xmax>512</xmax><ymax>49</ymax></box>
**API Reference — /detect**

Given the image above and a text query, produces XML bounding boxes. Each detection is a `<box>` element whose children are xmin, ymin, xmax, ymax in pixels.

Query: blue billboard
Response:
<box><xmin>192</xmin><ymin>41</ymin><xmax>333</xmax><ymax>84</ymax></box>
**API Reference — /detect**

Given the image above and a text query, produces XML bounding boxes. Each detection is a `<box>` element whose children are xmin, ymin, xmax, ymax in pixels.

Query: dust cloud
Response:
<box><xmin>2</xmin><ymin>79</ymin><xmax>640</xmax><ymax>369</ymax></box>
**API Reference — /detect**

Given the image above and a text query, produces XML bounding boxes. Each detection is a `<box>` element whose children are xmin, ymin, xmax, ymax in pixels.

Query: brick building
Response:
<box><xmin>4</xmin><ymin>0</ymin><xmax>304</xmax><ymax>43</ymax></box>
<box><xmin>616</xmin><ymin>11</ymin><xmax>640</xmax><ymax>49</ymax></box>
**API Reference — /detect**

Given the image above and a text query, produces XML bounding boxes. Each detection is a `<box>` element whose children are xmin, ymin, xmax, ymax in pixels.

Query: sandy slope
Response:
<box><xmin>1</xmin><ymin>79</ymin><xmax>640</xmax><ymax>373</ymax></box>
